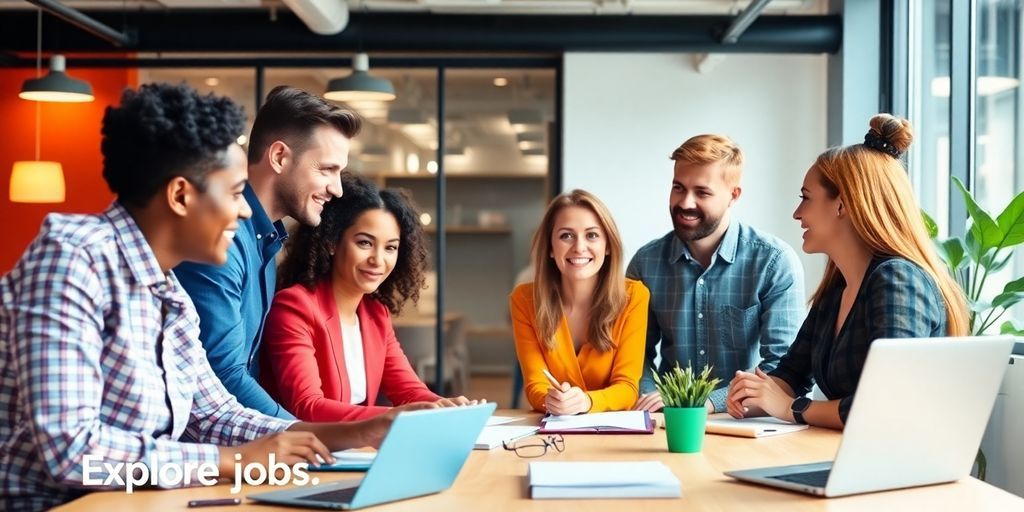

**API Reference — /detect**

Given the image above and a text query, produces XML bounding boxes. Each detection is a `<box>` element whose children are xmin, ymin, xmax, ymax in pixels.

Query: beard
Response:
<box><xmin>671</xmin><ymin>206</ymin><xmax>723</xmax><ymax>242</ymax></box>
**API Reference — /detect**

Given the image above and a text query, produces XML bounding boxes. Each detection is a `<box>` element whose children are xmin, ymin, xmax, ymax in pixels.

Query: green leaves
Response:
<box><xmin>995</xmin><ymin>187</ymin><xmax>1024</xmax><ymax>247</ymax></box>
<box><xmin>652</xmin><ymin>363</ymin><xmax>722</xmax><ymax>408</ymax></box>
<box><xmin>924</xmin><ymin>177</ymin><xmax>1024</xmax><ymax>336</ymax></box>
<box><xmin>934</xmin><ymin>238</ymin><xmax>968</xmax><ymax>271</ymax></box>
<box><xmin>922</xmin><ymin>210</ymin><xmax>939</xmax><ymax>239</ymax></box>
<box><xmin>954</xmin><ymin>177</ymin><xmax>1002</xmax><ymax>251</ymax></box>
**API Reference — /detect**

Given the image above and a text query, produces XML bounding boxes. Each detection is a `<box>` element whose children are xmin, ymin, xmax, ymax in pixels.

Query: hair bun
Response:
<box><xmin>865</xmin><ymin>114</ymin><xmax>913</xmax><ymax>157</ymax></box>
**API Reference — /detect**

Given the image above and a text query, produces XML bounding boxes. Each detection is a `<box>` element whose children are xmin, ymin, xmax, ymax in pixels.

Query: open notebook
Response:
<box><xmin>539</xmin><ymin>411</ymin><xmax>653</xmax><ymax>435</ymax></box>
<box><xmin>705</xmin><ymin>417</ymin><xmax>808</xmax><ymax>438</ymax></box>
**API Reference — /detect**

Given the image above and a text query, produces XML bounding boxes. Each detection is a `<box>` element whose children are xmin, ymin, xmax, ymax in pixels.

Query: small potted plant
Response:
<box><xmin>652</xmin><ymin>363</ymin><xmax>721</xmax><ymax>453</ymax></box>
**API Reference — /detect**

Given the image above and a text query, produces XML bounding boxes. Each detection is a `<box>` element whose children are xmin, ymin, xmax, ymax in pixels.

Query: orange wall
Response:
<box><xmin>0</xmin><ymin>64</ymin><xmax>136</xmax><ymax>272</ymax></box>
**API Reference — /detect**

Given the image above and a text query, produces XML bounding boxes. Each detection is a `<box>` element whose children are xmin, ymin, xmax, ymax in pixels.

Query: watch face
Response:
<box><xmin>792</xmin><ymin>397</ymin><xmax>812</xmax><ymax>413</ymax></box>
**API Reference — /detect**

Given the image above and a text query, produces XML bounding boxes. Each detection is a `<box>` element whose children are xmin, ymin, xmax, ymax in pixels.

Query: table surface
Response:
<box><xmin>57</xmin><ymin>411</ymin><xmax>1024</xmax><ymax>511</ymax></box>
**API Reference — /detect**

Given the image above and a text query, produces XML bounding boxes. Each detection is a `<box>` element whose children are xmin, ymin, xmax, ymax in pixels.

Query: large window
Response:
<box><xmin>904</xmin><ymin>0</ymin><xmax>1023</xmax><ymax>328</ymax></box>
<box><xmin>908</xmin><ymin>0</ymin><xmax>952</xmax><ymax>237</ymax></box>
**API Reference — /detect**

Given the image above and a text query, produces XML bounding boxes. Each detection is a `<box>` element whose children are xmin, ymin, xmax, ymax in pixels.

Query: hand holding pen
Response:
<box><xmin>542</xmin><ymin>369</ymin><xmax>592</xmax><ymax>415</ymax></box>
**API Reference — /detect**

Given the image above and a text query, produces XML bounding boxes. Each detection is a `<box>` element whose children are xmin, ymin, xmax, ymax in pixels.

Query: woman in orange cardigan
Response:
<box><xmin>262</xmin><ymin>172</ymin><xmax>479</xmax><ymax>421</ymax></box>
<box><xmin>511</xmin><ymin>189</ymin><xmax>649</xmax><ymax>414</ymax></box>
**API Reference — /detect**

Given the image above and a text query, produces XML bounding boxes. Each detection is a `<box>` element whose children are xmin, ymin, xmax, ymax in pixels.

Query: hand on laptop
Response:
<box><xmin>219</xmin><ymin>431</ymin><xmax>334</xmax><ymax>475</ymax></box>
<box><xmin>727</xmin><ymin>368</ymin><xmax>791</xmax><ymax>421</ymax></box>
<box><xmin>435</xmin><ymin>396</ymin><xmax>487</xmax><ymax>407</ymax></box>
<box><xmin>544</xmin><ymin>382</ymin><xmax>592</xmax><ymax>415</ymax></box>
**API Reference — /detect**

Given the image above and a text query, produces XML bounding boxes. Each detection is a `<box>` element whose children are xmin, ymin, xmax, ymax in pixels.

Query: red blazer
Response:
<box><xmin>260</xmin><ymin>279</ymin><xmax>441</xmax><ymax>421</ymax></box>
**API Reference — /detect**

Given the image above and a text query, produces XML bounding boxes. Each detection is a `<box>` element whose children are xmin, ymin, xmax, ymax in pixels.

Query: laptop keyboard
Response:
<box><xmin>304</xmin><ymin>486</ymin><xmax>359</xmax><ymax>504</ymax></box>
<box><xmin>768</xmin><ymin>469</ymin><xmax>831</xmax><ymax>487</ymax></box>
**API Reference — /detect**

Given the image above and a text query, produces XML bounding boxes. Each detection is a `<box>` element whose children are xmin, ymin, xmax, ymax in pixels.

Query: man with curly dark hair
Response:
<box><xmin>176</xmin><ymin>86</ymin><xmax>362</xmax><ymax>418</ymax></box>
<box><xmin>0</xmin><ymin>83</ymin><xmax>424</xmax><ymax>510</ymax></box>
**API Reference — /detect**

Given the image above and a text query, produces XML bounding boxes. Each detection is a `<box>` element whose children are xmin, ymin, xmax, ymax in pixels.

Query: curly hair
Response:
<box><xmin>100</xmin><ymin>82</ymin><xmax>245</xmax><ymax>208</ymax></box>
<box><xmin>277</xmin><ymin>172</ymin><xmax>428</xmax><ymax>314</ymax></box>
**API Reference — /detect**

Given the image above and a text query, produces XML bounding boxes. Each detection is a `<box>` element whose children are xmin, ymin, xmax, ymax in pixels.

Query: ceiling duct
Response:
<box><xmin>281</xmin><ymin>0</ymin><xmax>350</xmax><ymax>35</ymax></box>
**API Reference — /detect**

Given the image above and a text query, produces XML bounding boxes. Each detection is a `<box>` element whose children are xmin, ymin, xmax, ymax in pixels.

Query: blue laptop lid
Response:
<box><xmin>350</xmin><ymin>402</ymin><xmax>496</xmax><ymax>508</ymax></box>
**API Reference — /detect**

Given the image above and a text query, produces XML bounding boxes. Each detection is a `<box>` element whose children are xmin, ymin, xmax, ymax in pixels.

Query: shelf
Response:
<box><xmin>424</xmin><ymin>226</ymin><xmax>512</xmax><ymax>235</ymax></box>
<box><xmin>379</xmin><ymin>172</ymin><xmax>547</xmax><ymax>180</ymax></box>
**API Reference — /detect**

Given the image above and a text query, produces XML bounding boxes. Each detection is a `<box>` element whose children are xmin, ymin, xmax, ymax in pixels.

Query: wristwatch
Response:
<box><xmin>791</xmin><ymin>397</ymin><xmax>812</xmax><ymax>425</ymax></box>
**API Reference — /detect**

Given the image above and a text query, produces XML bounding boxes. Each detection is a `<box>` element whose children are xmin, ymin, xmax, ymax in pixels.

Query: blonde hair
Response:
<box><xmin>811</xmin><ymin>114</ymin><xmax>969</xmax><ymax>336</ymax></box>
<box><xmin>530</xmin><ymin>190</ymin><xmax>626</xmax><ymax>352</ymax></box>
<box><xmin>670</xmin><ymin>134</ymin><xmax>744</xmax><ymax>186</ymax></box>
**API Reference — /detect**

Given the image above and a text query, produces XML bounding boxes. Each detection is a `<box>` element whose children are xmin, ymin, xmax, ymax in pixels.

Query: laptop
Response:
<box><xmin>249</xmin><ymin>402</ymin><xmax>496</xmax><ymax>509</ymax></box>
<box><xmin>725</xmin><ymin>336</ymin><xmax>1014</xmax><ymax>498</ymax></box>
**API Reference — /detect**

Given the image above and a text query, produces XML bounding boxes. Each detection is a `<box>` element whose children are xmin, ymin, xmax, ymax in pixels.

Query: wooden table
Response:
<box><xmin>57</xmin><ymin>412</ymin><xmax>1024</xmax><ymax>511</ymax></box>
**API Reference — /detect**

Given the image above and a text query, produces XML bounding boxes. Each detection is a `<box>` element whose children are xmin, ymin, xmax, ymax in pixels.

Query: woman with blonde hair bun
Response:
<box><xmin>726</xmin><ymin>113</ymin><xmax>969</xmax><ymax>430</ymax></box>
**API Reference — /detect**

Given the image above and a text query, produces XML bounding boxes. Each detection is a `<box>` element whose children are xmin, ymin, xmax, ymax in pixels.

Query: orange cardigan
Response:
<box><xmin>510</xmin><ymin>279</ymin><xmax>649</xmax><ymax>413</ymax></box>
<box><xmin>260</xmin><ymin>279</ymin><xmax>441</xmax><ymax>421</ymax></box>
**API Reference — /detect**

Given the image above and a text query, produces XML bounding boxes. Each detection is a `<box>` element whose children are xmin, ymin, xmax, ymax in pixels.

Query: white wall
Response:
<box><xmin>563</xmin><ymin>52</ymin><xmax>829</xmax><ymax>297</ymax></box>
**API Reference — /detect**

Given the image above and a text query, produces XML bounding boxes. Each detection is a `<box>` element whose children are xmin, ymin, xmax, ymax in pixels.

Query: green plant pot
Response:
<box><xmin>663</xmin><ymin>406</ymin><xmax>708</xmax><ymax>453</ymax></box>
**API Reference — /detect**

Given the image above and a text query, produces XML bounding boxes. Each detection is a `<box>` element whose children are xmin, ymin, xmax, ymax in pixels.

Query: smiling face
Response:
<box><xmin>182</xmin><ymin>144</ymin><xmax>252</xmax><ymax>265</ymax></box>
<box><xmin>669</xmin><ymin>160</ymin><xmax>739</xmax><ymax>243</ymax></box>
<box><xmin>793</xmin><ymin>166</ymin><xmax>844</xmax><ymax>255</ymax></box>
<box><xmin>549</xmin><ymin>205</ymin><xmax>608</xmax><ymax>285</ymax></box>
<box><xmin>278</xmin><ymin>125</ymin><xmax>351</xmax><ymax>226</ymax></box>
<box><xmin>331</xmin><ymin>208</ymin><xmax>401</xmax><ymax>297</ymax></box>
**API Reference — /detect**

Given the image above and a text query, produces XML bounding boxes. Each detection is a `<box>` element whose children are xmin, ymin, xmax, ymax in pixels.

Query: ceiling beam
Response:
<box><xmin>24</xmin><ymin>0</ymin><xmax>134</xmax><ymax>47</ymax></box>
<box><xmin>0</xmin><ymin>11</ymin><xmax>840</xmax><ymax>54</ymax></box>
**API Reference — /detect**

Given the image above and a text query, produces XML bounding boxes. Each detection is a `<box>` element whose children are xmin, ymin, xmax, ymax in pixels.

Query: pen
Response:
<box><xmin>541</xmin><ymin>368</ymin><xmax>563</xmax><ymax>389</ymax></box>
<box><xmin>188</xmin><ymin>498</ymin><xmax>241</xmax><ymax>508</ymax></box>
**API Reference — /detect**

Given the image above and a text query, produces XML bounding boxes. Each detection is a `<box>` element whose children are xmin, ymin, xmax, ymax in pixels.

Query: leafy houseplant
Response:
<box><xmin>922</xmin><ymin>177</ymin><xmax>1024</xmax><ymax>481</ymax></box>
<box><xmin>653</xmin><ymin>363</ymin><xmax>721</xmax><ymax>453</ymax></box>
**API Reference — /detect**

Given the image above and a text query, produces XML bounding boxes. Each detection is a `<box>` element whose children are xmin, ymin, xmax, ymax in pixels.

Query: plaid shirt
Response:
<box><xmin>0</xmin><ymin>203</ymin><xmax>293</xmax><ymax>510</ymax></box>
<box><xmin>769</xmin><ymin>256</ymin><xmax>948</xmax><ymax>424</ymax></box>
<box><xmin>626</xmin><ymin>221</ymin><xmax>805</xmax><ymax>412</ymax></box>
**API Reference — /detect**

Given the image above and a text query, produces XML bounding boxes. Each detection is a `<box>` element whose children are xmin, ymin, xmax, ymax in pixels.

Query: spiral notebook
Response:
<box><xmin>538</xmin><ymin>410</ymin><xmax>653</xmax><ymax>435</ymax></box>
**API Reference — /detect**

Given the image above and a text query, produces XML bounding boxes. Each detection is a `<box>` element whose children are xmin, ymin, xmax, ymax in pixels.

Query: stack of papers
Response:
<box><xmin>540</xmin><ymin>410</ymin><xmax>653</xmax><ymax>434</ymax></box>
<box><xmin>310</xmin><ymin>450</ymin><xmax>377</xmax><ymax>471</ymax></box>
<box><xmin>528</xmin><ymin>461</ymin><xmax>681</xmax><ymax>499</ymax></box>
<box><xmin>474</xmin><ymin>425</ymin><xmax>540</xmax><ymax>450</ymax></box>
<box><xmin>705</xmin><ymin>417</ymin><xmax>808</xmax><ymax>438</ymax></box>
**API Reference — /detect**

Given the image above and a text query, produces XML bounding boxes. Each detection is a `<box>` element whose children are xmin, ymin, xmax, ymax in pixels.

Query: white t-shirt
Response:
<box><xmin>340</xmin><ymin>317</ymin><xmax>367</xmax><ymax>405</ymax></box>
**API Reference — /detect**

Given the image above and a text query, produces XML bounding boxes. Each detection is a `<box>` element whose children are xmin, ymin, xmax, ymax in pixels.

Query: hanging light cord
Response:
<box><xmin>34</xmin><ymin>8</ymin><xmax>42</xmax><ymax>161</ymax></box>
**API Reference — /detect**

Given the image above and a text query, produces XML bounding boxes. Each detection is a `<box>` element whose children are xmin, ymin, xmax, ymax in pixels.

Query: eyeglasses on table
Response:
<box><xmin>502</xmin><ymin>434</ymin><xmax>566</xmax><ymax>458</ymax></box>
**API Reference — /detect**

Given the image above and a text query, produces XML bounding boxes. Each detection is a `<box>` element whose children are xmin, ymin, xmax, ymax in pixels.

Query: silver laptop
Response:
<box><xmin>725</xmin><ymin>336</ymin><xmax>1014</xmax><ymax>498</ymax></box>
<box><xmin>249</xmin><ymin>402</ymin><xmax>496</xmax><ymax>509</ymax></box>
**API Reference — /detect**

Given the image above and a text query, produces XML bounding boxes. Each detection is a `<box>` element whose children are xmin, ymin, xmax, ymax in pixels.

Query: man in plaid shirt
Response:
<box><xmin>0</xmin><ymin>83</ymin><xmax>422</xmax><ymax>510</ymax></box>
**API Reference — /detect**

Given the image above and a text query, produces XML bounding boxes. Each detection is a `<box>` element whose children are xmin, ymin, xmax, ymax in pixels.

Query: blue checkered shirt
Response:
<box><xmin>626</xmin><ymin>221</ymin><xmax>806</xmax><ymax>412</ymax></box>
<box><xmin>769</xmin><ymin>256</ymin><xmax>948</xmax><ymax>424</ymax></box>
<box><xmin>0</xmin><ymin>203</ymin><xmax>293</xmax><ymax>510</ymax></box>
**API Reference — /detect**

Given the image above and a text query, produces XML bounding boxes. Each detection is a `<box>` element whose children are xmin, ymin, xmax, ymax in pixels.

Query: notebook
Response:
<box><xmin>538</xmin><ymin>411</ymin><xmax>653</xmax><ymax>435</ymax></box>
<box><xmin>528</xmin><ymin>461</ymin><xmax>681</xmax><ymax>499</ymax></box>
<box><xmin>473</xmin><ymin>425</ymin><xmax>540</xmax><ymax>450</ymax></box>
<box><xmin>705</xmin><ymin>417</ymin><xmax>809</xmax><ymax>438</ymax></box>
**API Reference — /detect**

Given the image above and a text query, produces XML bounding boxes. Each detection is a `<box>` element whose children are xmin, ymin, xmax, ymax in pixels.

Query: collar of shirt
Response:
<box><xmin>669</xmin><ymin>218</ymin><xmax>740</xmax><ymax>266</ymax></box>
<box><xmin>243</xmin><ymin>183</ymin><xmax>289</xmax><ymax>247</ymax></box>
<box><xmin>104</xmin><ymin>201</ymin><xmax>186</xmax><ymax>305</ymax></box>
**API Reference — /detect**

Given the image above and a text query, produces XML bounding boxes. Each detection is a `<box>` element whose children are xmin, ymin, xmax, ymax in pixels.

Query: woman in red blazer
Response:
<box><xmin>262</xmin><ymin>172</ymin><xmax>480</xmax><ymax>421</ymax></box>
